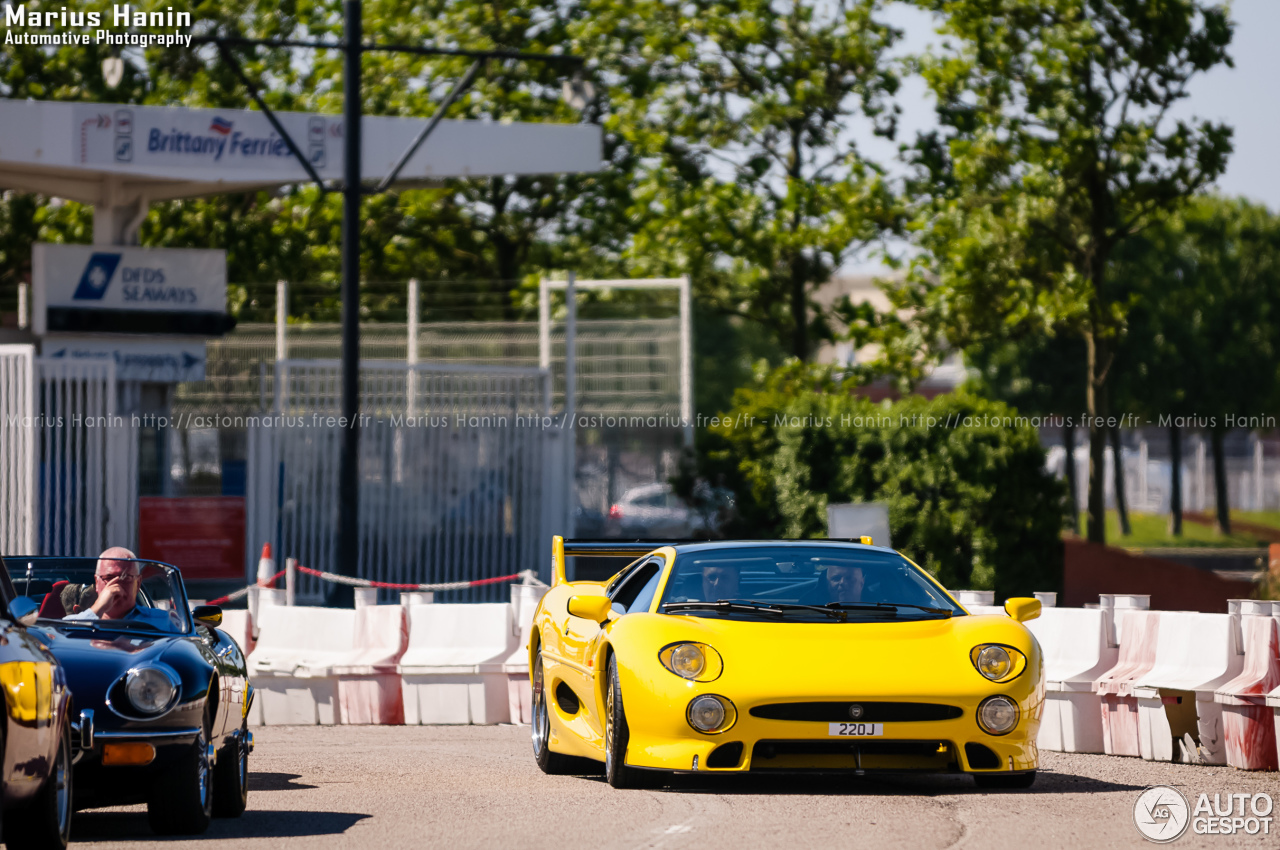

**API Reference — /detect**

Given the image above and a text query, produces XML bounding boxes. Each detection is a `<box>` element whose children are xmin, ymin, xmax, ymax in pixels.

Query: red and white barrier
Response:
<box><xmin>1214</xmin><ymin>602</ymin><xmax>1280</xmax><ymax>771</ymax></box>
<box><xmin>398</xmin><ymin>603</ymin><xmax>516</xmax><ymax>725</ymax></box>
<box><xmin>248</xmin><ymin>602</ymin><xmax>358</xmax><ymax>725</ymax></box>
<box><xmin>1095</xmin><ymin>600</ymin><xmax>1159</xmax><ymax>758</ymax></box>
<box><xmin>1133</xmin><ymin>611</ymin><xmax>1243</xmax><ymax>764</ymax></box>
<box><xmin>332</xmin><ymin>600</ymin><xmax>410</xmax><ymax>725</ymax></box>
<box><xmin>1026</xmin><ymin>606</ymin><xmax>1117</xmax><ymax>753</ymax></box>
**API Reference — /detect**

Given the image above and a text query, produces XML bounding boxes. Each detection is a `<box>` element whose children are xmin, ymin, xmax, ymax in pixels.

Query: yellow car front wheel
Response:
<box><xmin>532</xmin><ymin>650</ymin><xmax>583</xmax><ymax>776</ymax></box>
<box><xmin>604</xmin><ymin>657</ymin><xmax>659</xmax><ymax>789</ymax></box>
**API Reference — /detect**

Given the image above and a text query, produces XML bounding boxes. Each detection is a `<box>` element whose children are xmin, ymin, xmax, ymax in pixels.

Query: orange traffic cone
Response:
<box><xmin>256</xmin><ymin>542</ymin><xmax>276</xmax><ymax>586</ymax></box>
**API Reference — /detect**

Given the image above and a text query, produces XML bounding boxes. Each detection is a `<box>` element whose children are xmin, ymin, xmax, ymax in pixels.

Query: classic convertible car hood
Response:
<box><xmin>625</xmin><ymin>611</ymin><xmax>1039</xmax><ymax>699</ymax></box>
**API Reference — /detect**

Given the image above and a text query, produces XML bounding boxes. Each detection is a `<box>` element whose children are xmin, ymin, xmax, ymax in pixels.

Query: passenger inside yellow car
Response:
<box><xmin>820</xmin><ymin>562</ymin><xmax>866</xmax><ymax>604</ymax></box>
<box><xmin>700</xmin><ymin>563</ymin><xmax>740</xmax><ymax>601</ymax></box>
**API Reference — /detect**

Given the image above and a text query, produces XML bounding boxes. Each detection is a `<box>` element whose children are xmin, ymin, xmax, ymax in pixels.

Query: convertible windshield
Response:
<box><xmin>659</xmin><ymin>546</ymin><xmax>963</xmax><ymax>621</ymax></box>
<box><xmin>5</xmin><ymin>556</ymin><xmax>192</xmax><ymax>635</ymax></box>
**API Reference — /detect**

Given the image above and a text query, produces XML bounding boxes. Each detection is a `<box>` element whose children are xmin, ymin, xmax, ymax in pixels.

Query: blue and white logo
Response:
<box><xmin>72</xmin><ymin>253</ymin><xmax>122</xmax><ymax>300</ymax></box>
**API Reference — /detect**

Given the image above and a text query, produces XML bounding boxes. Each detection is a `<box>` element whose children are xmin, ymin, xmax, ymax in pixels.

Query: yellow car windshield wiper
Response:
<box><xmin>838</xmin><ymin>602</ymin><xmax>954</xmax><ymax>618</ymax></box>
<box><xmin>663</xmin><ymin>600</ymin><xmax>785</xmax><ymax>617</ymax></box>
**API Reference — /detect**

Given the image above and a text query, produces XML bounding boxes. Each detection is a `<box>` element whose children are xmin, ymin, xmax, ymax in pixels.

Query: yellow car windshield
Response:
<box><xmin>660</xmin><ymin>546</ymin><xmax>963</xmax><ymax>621</ymax></box>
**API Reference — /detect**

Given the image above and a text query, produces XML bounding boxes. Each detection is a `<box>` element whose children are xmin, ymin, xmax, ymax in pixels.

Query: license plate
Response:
<box><xmin>828</xmin><ymin>722</ymin><xmax>884</xmax><ymax>737</ymax></box>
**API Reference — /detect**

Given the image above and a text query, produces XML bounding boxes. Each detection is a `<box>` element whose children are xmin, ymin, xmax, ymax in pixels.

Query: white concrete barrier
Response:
<box><xmin>504</xmin><ymin>584</ymin><xmax>549</xmax><ymax>725</ymax></box>
<box><xmin>248</xmin><ymin>604</ymin><xmax>357</xmax><ymax>725</ymax></box>
<box><xmin>1214</xmin><ymin>605</ymin><xmax>1280</xmax><ymax>771</ymax></box>
<box><xmin>398</xmin><ymin>603</ymin><xmax>516</xmax><ymax>725</ymax></box>
<box><xmin>332</xmin><ymin>604</ymin><xmax>409</xmax><ymax>725</ymax></box>
<box><xmin>218</xmin><ymin>609</ymin><xmax>254</xmax><ymax>656</ymax></box>
<box><xmin>1095</xmin><ymin>607</ymin><xmax>1160</xmax><ymax>757</ymax></box>
<box><xmin>1132</xmin><ymin>611</ymin><xmax>1243</xmax><ymax>764</ymax></box>
<box><xmin>1026</xmin><ymin>607</ymin><xmax>1117</xmax><ymax>753</ymax></box>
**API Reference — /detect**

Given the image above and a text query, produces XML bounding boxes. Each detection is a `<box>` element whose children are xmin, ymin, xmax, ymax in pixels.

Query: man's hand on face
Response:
<box><xmin>90</xmin><ymin>573</ymin><xmax>136</xmax><ymax>618</ymax></box>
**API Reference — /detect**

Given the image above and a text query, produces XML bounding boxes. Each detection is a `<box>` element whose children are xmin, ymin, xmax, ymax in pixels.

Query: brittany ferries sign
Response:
<box><xmin>0</xmin><ymin>99</ymin><xmax>602</xmax><ymax>202</ymax></box>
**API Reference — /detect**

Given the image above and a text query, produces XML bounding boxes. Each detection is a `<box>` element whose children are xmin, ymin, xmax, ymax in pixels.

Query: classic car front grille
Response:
<box><xmin>749</xmin><ymin>701</ymin><xmax>963</xmax><ymax>723</ymax></box>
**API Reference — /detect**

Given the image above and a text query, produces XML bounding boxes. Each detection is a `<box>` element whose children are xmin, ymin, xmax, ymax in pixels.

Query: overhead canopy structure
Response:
<box><xmin>0</xmin><ymin>99</ymin><xmax>603</xmax><ymax>204</ymax></box>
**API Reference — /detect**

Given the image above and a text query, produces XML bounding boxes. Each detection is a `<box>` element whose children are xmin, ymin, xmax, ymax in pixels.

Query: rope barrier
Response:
<box><xmin>206</xmin><ymin>565</ymin><xmax>542</xmax><ymax>606</ymax></box>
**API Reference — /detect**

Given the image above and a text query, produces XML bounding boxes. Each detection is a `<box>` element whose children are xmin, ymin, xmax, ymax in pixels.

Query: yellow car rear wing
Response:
<box><xmin>551</xmin><ymin>536</ymin><xmax>688</xmax><ymax>586</ymax></box>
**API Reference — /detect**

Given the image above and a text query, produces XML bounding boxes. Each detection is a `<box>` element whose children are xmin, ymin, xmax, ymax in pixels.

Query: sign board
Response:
<box><xmin>32</xmin><ymin>243</ymin><xmax>229</xmax><ymax>337</ymax></box>
<box><xmin>0</xmin><ymin>100</ymin><xmax>603</xmax><ymax>203</ymax></box>
<box><xmin>138</xmin><ymin>496</ymin><xmax>246</xmax><ymax>581</ymax></box>
<box><xmin>42</xmin><ymin>336</ymin><xmax>206</xmax><ymax>382</ymax></box>
<box><xmin>827</xmin><ymin>502</ymin><xmax>892</xmax><ymax>548</ymax></box>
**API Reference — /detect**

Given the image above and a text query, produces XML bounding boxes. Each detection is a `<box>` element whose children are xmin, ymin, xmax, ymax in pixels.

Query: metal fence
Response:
<box><xmin>0</xmin><ymin>345</ymin><xmax>36</xmax><ymax>553</ymax></box>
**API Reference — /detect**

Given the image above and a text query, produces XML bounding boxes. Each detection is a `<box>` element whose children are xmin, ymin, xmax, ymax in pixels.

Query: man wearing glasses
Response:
<box><xmin>64</xmin><ymin>547</ymin><xmax>172</xmax><ymax>628</ymax></box>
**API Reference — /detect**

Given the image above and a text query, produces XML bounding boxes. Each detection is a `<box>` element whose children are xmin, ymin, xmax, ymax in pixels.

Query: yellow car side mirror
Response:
<box><xmin>567</xmin><ymin>594</ymin><xmax>612</xmax><ymax>624</ymax></box>
<box><xmin>1004</xmin><ymin>597</ymin><xmax>1041</xmax><ymax>623</ymax></box>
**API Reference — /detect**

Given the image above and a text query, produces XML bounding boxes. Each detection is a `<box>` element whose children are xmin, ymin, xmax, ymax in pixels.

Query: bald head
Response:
<box><xmin>97</xmin><ymin>546</ymin><xmax>139</xmax><ymax>577</ymax></box>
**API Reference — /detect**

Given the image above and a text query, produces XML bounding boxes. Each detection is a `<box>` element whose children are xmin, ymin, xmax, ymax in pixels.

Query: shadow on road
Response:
<box><xmin>568</xmin><ymin>769</ymin><xmax>1146</xmax><ymax>797</ymax></box>
<box><xmin>72</xmin><ymin>809</ymin><xmax>371</xmax><ymax>841</ymax></box>
<box><xmin>250</xmin><ymin>771</ymin><xmax>319</xmax><ymax>791</ymax></box>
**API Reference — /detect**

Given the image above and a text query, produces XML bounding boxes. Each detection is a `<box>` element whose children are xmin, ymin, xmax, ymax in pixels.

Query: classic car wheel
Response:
<box><xmin>146</xmin><ymin>708</ymin><xmax>214</xmax><ymax>835</ymax></box>
<box><xmin>973</xmin><ymin>770</ymin><xmax>1037</xmax><ymax>790</ymax></box>
<box><xmin>6</xmin><ymin>719</ymin><xmax>73</xmax><ymax>850</ymax></box>
<box><xmin>604</xmin><ymin>656</ymin><xmax>657</xmax><ymax>789</ymax></box>
<box><xmin>532</xmin><ymin>650</ymin><xmax>583</xmax><ymax>775</ymax></box>
<box><xmin>212</xmin><ymin>722</ymin><xmax>250</xmax><ymax>817</ymax></box>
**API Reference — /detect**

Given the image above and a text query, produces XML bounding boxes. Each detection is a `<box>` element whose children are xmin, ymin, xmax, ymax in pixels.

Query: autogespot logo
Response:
<box><xmin>1134</xmin><ymin>786</ymin><xmax>1191</xmax><ymax>843</ymax></box>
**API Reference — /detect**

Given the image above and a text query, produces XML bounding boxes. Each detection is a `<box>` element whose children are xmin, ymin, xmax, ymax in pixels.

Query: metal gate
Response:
<box><xmin>33</xmin><ymin>359</ymin><xmax>137</xmax><ymax>556</ymax></box>
<box><xmin>246</xmin><ymin>361</ymin><xmax>564</xmax><ymax>601</ymax></box>
<box><xmin>0</xmin><ymin>345</ymin><xmax>36</xmax><ymax>554</ymax></box>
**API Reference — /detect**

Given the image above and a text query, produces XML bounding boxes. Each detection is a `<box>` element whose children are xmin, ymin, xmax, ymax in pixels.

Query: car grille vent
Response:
<box><xmin>554</xmin><ymin>682</ymin><xmax>581</xmax><ymax>715</ymax></box>
<box><xmin>964</xmin><ymin>743</ymin><xmax>1002</xmax><ymax>769</ymax></box>
<box><xmin>749</xmin><ymin>702</ymin><xmax>963</xmax><ymax>723</ymax></box>
<box><xmin>706</xmin><ymin>742</ymin><xmax>744</xmax><ymax>769</ymax></box>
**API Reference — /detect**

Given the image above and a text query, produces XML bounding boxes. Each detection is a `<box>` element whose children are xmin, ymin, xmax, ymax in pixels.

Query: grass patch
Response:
<box><xmin>1072</xmin><ymin>511</ymin><xmax>1273</xmax><ymax>549</ymax></box>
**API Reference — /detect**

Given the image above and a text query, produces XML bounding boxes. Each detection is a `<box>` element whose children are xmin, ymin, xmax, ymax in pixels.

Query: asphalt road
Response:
<box><xmin>71</xmin><ymin>726</ymin><xmax>1280</xmax><ymax>849</ymax></box>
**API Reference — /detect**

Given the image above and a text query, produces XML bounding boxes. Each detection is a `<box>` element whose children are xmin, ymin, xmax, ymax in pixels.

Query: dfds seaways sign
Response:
<box><xmin>32</xmin><ymin>243</ymin><xmax>230</xmax><ymax>336</ymax></box>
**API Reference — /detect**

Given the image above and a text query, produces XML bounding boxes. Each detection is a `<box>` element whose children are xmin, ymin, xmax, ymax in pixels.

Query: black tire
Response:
<box><xmin>604</xmin><ymin>656</ymin><xmax>658</xmax><ymax>789</ymax></box>
<box><xmin>5</xmin><ymin>719</ymin><xmax>73</xmax><ymax>850</ymax></box>
<box><xmin>146</xmin><ymin>707</ymin><xmax>214</xmax><ymax>835</ymax></box>
<box><xmin>974</xmin><ymin>770</ymin><xmax>1037</xmax><ymax>790</ymax></box>
<box><xmin>211</xmin><ymin>722</ymin><xmax>249</xmax><ymax>818</ymax></box>
<box><xmin>532</xmin><ymin>650</ymin><xmax>588</xmax><ymax>775</ymax></box>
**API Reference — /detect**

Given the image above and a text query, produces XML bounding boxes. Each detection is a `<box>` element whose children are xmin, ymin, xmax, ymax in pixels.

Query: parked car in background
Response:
<box><xmin>605</xmin><ymin>483</ymin><xmax>733</xmax><ymax>539</ymax></box>
<box><xmin>5</xmin><ymin>557</ymin><xmax>252</xmax><ymax>836</ymax></box>
<box><xmin>0</xmin><ymin>556</ymin><xmax>75</xmax><ymax>850</ymax></box>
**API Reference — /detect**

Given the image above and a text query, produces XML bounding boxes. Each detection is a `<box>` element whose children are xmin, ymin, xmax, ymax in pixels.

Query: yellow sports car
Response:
<box><xmin>529</xmin><ymin>538</ymin><xmax>1044</xmax><ymax>788</ymax></box>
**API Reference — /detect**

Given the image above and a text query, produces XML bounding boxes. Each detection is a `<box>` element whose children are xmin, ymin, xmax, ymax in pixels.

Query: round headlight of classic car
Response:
<box><xmin>658</xmin><ymin>642</ymin><xmax>723</xmax><ymax>682</ymax></box>
<box><xmin>970</xmin><ymin>644</ymin><xmax>1026</xmax><ymax>682</ymax></box>
<box><xmin>977</xmin><ymin>695</ymin><xmax>1019</xmax><ymax>736</ymax></box>
<box><xmin>124</xmin><ymin>667</ymin><xmax>179</xmax><ymax>715</ymax></box>
<box><xmin>686</xmin><ymin>694</ymin><xmax>736</xmax><ymax>734</ymax></box>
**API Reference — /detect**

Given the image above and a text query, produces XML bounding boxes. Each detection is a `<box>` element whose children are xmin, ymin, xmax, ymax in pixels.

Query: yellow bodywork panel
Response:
<box><xmin>532</xmin><ymin>540</ymin><xmax>1044</xmax><ymax>776</ymax></box>
<box><xmin>0</xmin><ymin>661</ymin><xmax>54</xmax><ymax>725</ymax></box>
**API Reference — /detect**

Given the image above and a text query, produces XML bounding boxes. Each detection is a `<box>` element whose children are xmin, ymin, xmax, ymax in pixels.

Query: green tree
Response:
<box><xmin>1113</xmin><ymin>195</ymin><xmax>1280</xmax><ymax>535</ymax></box>
<box><xmin>598</xmin><ymin>0</ymin><xmax>904</xmax><ymax>360</ymax></box>
<box><xmin>894</xmin><ymin>0</ymin><xmax>1234</xmax><ymax>544</ymax></box>
<box><xmin>693</xmin><ymin>363</ymin><xmax>1066</xmax><ymax>597</ymax></box>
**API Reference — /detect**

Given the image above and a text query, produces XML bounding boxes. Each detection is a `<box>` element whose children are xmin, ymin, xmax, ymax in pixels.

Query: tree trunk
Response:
<box><xmin>1169</xmin><ymin>425</ymin><xmax>1183</xmax><ymax>536</ymax></box>
<box><xmin>1211</xmin><ymin>428</ymin><xmax>1231</xmax><ymax>535</ymax></box>
<box><xmin>790</xmin><ymin>262</ymin><xmax>807</xmax><ymax>361</ymax></box>
<box><xmin>1063</xmin><ymin>423</ymin><xmax>1079</xmax><ymax>534</ymax></box>
<box><xmin>1084</xmin><ymin>329</ymin><xmax>1108</xmax><ymax>544</ymax></box>
<box><xmin>1111</xmin><ymin>426</ymin><xmax>1130</xmax><ymax>536</ymax></box>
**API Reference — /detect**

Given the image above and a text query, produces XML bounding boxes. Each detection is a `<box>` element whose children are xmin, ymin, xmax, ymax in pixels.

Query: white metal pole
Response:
<box><xmin>538</xmin><ymin>278</ymin><xmax>551</xmax><ymax>371</ymax></box>
<box><xmin>1254</xmin><ymin>434</ymin><xmax>1263</xmax><ymax>511</ymax></box>
<box><xmin>1138</xmin><ymin>437</ymin><xmax>1148</xmax><ymax>510</ymax></box>
<box><xmin>679</xmin><ymin>275</ymin><xmax>693</xmax><ymax>447</ymax></box>
<box><xmin>1196</xmin><ymin>437</ymin><xmax>1206</xmax><ymax>512</ymax></box>
<box><xmin>285</xmin><ymin>557</ymin><xmax>297</xmax><ymax>607</ymax></box>
<box><xmin>564</xmin><ymin>272</ymin><xmax>577</xmax><ymax>540</ymax></box>
<box><xmin>275</xmin><ymin>280</ymin><xmax>288</xmax><ymax>414</ymax></box>
<box><xmin>16</xmin><ymin>284</ymin><xmax>28</xmax><ymax>330</ymax></box>
<box><xmin>407</xmin><ymin>278</ymin><xmax>419</xmax><ymax>418</ymax></box>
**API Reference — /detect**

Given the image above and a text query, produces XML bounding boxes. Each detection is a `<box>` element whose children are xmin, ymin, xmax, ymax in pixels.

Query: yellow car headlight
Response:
<box><xmin>970</xmin><ymin>644</ymin><xmax>1026</xmax><ymax>683</ymax></box>
<box><xmin>658</xmin><ymin>642</ymin><xmax>723</xmax><ymax>682</ymax></box>
<box><xmin>686</xmin><ymin>694</ymin><xmax>736</xmax><ymax>734</ymax></box>
<box><xmin>977</xmin><ymin>695</ymin><xmax>1020</xmax><ymax>735</ymax></box>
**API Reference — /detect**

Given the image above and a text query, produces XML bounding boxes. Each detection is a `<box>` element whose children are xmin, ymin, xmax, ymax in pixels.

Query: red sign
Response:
<box><xmin>138</xmin><ymin>497</ymin><xmax>246</xmax><ymax>581</ymax></box>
